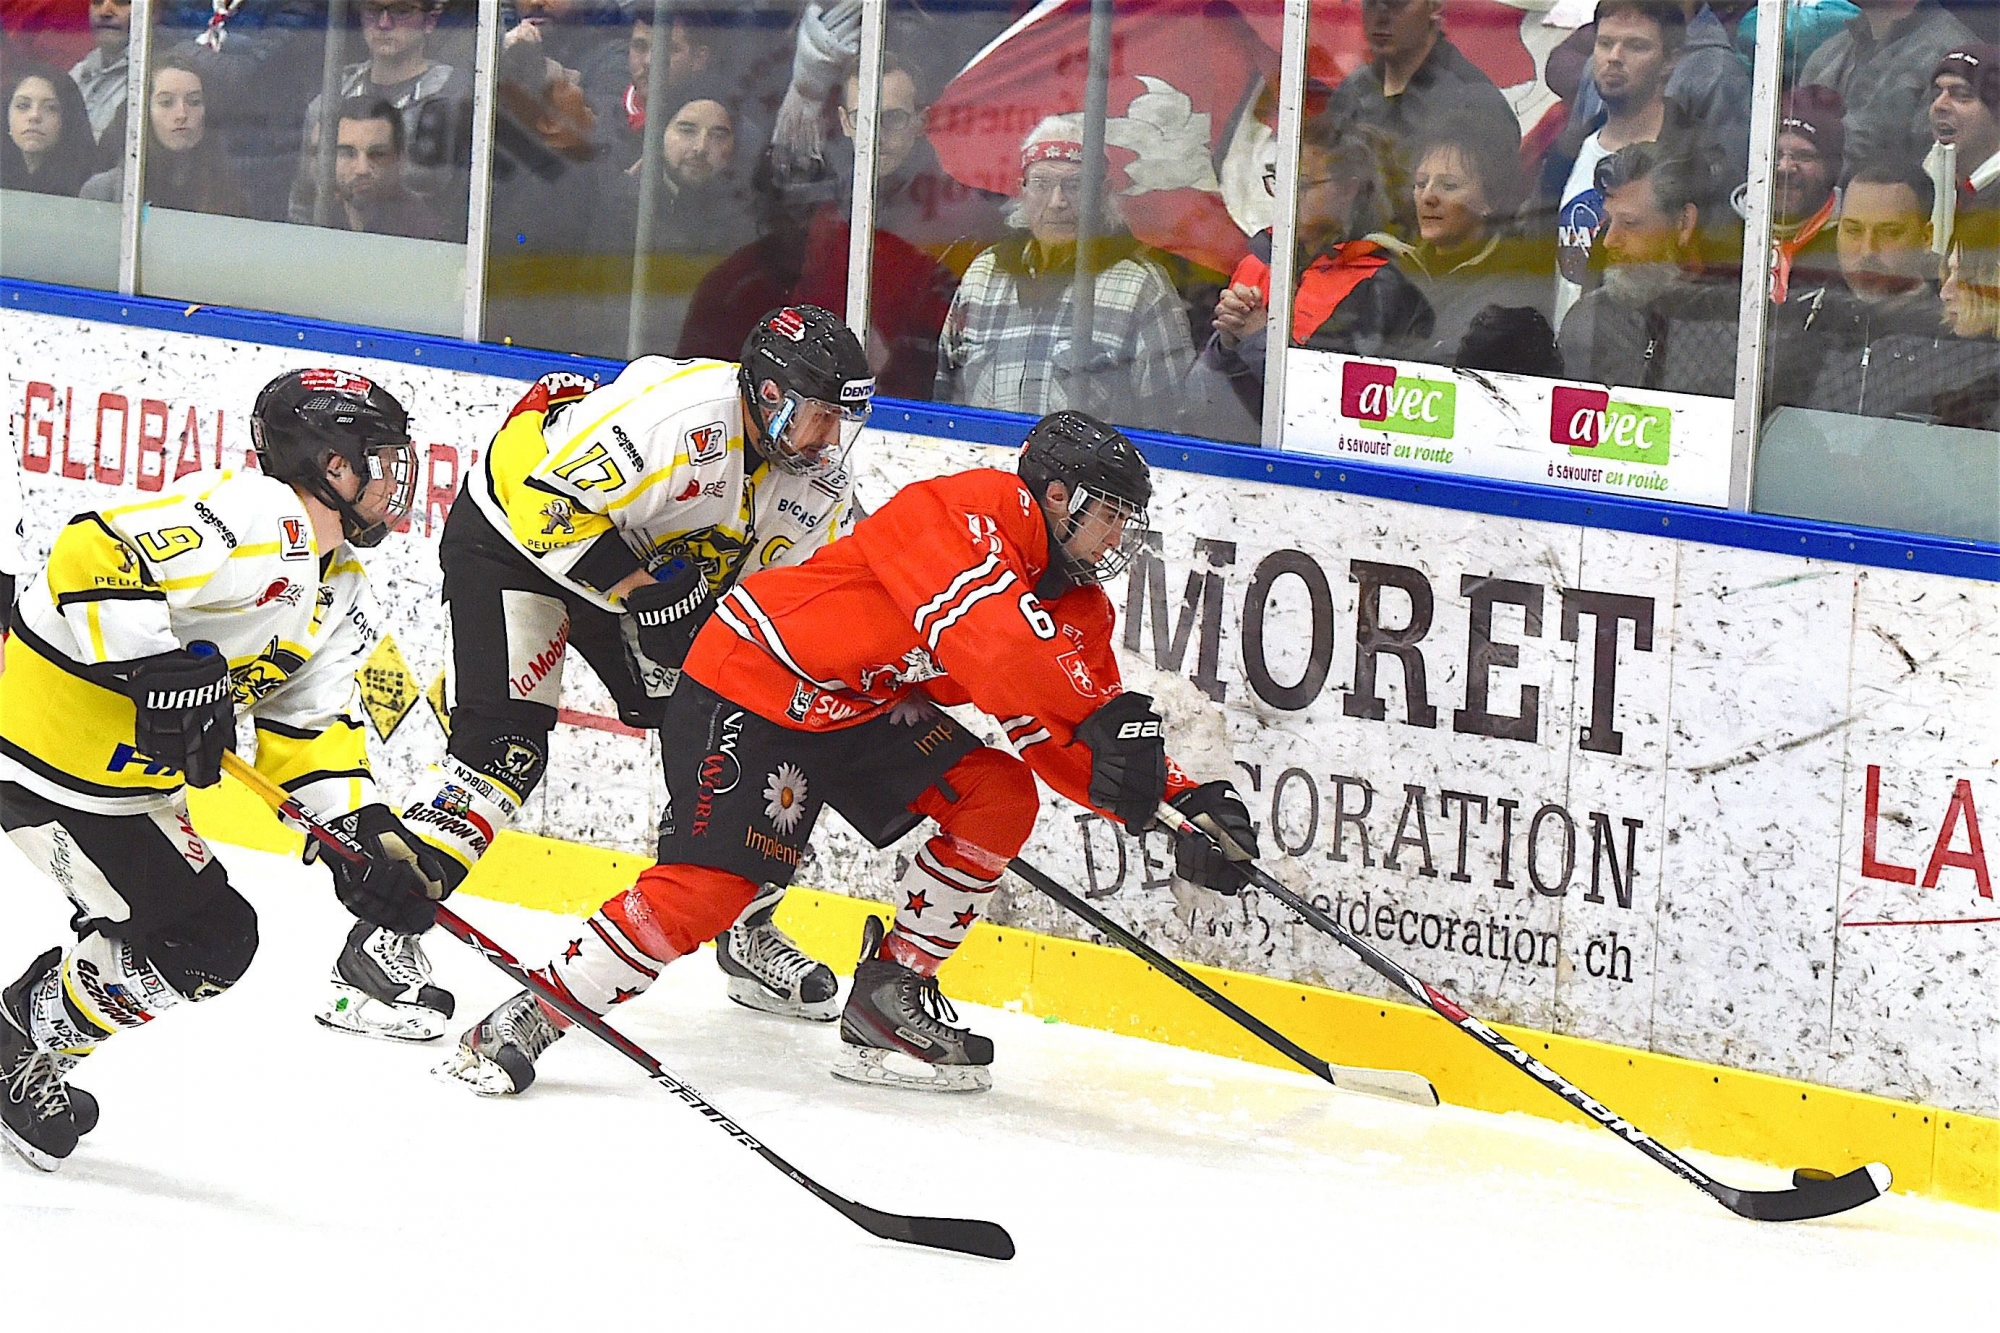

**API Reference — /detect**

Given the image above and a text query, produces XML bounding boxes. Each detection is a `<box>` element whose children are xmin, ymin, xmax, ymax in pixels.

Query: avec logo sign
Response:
<box><xmin>1339</xmin><ymin>362</ymin><xmax>1455</xmax><ymax>439</ymax></box>
<box><xmin>1550</xmin><ymin>387</ymin><xmax>1672</xmax><ymax>466</ymax></box>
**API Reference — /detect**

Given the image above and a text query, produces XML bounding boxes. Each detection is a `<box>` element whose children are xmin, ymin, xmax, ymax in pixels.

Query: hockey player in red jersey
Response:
<box><xmin>439</xmin><ymin>411</ymin><xmax>1260</xmax><ymax>1094</ymax></box>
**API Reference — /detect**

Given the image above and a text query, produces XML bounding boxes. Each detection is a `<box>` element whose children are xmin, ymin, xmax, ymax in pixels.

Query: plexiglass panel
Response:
<box><xmin>127</xmin><ymin>0</ymin><xmax>471</xmax><ymax>329</ymax></box>
<box><xmin>1</xmin><ymin>0</ymin><xmax>134</xmax><ymax>289</ymax></box>
<box><xmin>1278</xmin><ymin>0</ymin><xmax>1750</xmax><ymax>505</ymax></box>
<box><xmin>1751</xmin><ymin>0</ymin><xmax>2000</xmax><ymax>541</ymax></box>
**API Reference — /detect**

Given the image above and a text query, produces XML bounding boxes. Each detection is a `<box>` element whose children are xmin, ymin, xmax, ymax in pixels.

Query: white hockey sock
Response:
<box><xmin>541</xmin><ymin>909</ymin><xmax>680</xmax><ymax>1017</ymax></box>
<box><xmin>28</xmin><ymin>934</ymin><xmax>180</xmax><ymax>1054</ymax></box>
<box><xmin>399</xmin><ymin>757</ymin><xmax>523</xmax><ymax>884</ymax></box>
<box><xmin>885</xmin><ymin>840</ymin><xmax>1002</xmax><ymax>972</ymax></box>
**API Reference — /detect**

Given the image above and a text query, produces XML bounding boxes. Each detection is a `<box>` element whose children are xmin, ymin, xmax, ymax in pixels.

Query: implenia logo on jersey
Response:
<box><xmin>1339</xmin><ymin>362</ymin><xmax>1456</xmax><ymax>439</ymax></box>
<box><xmin>1551</xmin><ymin>387</ymin><xmax>1672</xmax><ymax>465</ymax></box>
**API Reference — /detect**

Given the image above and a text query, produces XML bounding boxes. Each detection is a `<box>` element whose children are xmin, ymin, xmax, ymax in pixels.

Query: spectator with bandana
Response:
<box><xmin>935</xmin><ymin>113</ymin><xmax>1197</xmax><ymax>434</ymax></box>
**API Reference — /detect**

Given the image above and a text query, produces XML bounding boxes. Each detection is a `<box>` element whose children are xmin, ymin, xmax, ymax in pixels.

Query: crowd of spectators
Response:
<box><xmin>3</xmin><ymin>0</ymin><xmax>1994</xmax><ymax>439</ymax></box>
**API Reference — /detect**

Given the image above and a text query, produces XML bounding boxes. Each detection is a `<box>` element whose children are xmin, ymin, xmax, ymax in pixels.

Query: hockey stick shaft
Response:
<box><xmin>1156</xmin><ymin>803</ymin><xmax>1889</xmax><ymax>1222</ymax></box>
<box><xmin>1007</xmin><ymin>856</ymin><xmax>1437</xmax><ymax>1106</ymax></box>
<box><xmin>218</xmin><ymin>754</ymin><xmax>1013</xmax><ymax>1259</ymax></box>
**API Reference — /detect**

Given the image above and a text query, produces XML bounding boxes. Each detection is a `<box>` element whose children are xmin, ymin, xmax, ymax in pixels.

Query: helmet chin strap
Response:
<box><xmin>1032</xmin><ymin>484</ymin><xmax>1086</xmax><ymax>597</ymax></box>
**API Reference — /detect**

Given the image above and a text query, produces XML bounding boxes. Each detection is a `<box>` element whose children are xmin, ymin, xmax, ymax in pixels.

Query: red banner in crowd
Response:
<box><xmin>928</xmin><ymin>0</ymin><xmax>1538</xmax><ymax>273</ymax></box>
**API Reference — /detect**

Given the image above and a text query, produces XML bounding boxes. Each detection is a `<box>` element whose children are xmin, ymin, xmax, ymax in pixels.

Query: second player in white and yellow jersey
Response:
<box><xmin>323</xmin><ymin>304</ymin><xmax>876</xmax><ymax>1042</ymax></box>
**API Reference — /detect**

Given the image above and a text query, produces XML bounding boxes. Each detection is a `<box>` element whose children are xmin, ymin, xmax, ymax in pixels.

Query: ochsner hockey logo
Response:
<box><xmin>1550</xmin><ymin>387</ymin><xmax>1672</xmax><ymax>465</ymax></box>
<box><xmin>1340</xmin><ymin>362</ymin><xmax>1456</xmax><ymax>438</ymax></box>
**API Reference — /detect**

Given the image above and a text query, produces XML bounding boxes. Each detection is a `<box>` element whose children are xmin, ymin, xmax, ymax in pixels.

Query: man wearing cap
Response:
<box><xmin>1800</xmin><ymin>0</ymin><xmax>1974</xmax><ymax>173</ymax></box>
<box><xmin>1764</xmin><ymin>85</ymin><xmax>1847</xmax><ymax>301</ymax></box>
<box><xmin>934</xmin><ymin>113</ymin><xmax>1196</xmax><ymax>434</ymax></box>
<box><xmin>1927</xmin><ymin>46</ymin><xmax>2000</xmax><ymax>216</ymax></box>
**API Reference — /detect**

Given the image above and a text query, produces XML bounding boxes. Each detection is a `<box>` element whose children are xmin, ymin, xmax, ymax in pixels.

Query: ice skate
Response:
<box><xmin>832</xmin><ymin>917</ymin><xmax>992</xmax><ymax>1093</ymax></box>
<box><xmin>317</xmin><ymin>922</ymin><xmax>455</xmax><ymax>1042</ymax></box>
<box><xmin>1</xmin><ymin>951</ymin><xmax>78</xmax><ymax>1171</ymax></box>
<box><xmin>435</xmin><ymin>989</ymin><xmax>565</xmax><ymax>1096</ymax></box>
<box><xmin>716</xmin><ymin>885</ymin><xmax>839</xmax><ymax>1022</ymax></box>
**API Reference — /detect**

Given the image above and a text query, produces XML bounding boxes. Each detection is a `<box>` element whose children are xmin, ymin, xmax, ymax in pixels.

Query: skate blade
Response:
<box><xmin>431</xmin><ymin>1045</ymin><xmax>527</xmax><ymax>1097</ymax></box>
<box><xmin>316</xmin><ymin>985</ymin><xmax>449</xmax><ymax>1043</ymax></box>
<box><xmin>830</xmin><ymin>1044</ymin><xmax>992</xmax><ymax>1094</ymax></box>
<box><xmin>725</xmin><ymin>976</ymin><xmax>840</xmax><ymax>1023</ymax></box>
<box><xmin>1</xmin><ymin>1121</ymin><xmax>67</xmax><ymax>1172</ymax></box>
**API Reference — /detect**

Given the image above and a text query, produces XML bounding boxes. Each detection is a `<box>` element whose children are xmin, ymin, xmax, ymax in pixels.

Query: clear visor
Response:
<box><xmin>349</xmin><ymin>441</ymin><xmax>420</xmax><ymax>544</ymax></box>
<box><xmin>1063</xmin><ymin>488</ymin><xmax>1149</xmax><ymax>584</ymax></box>
<box><xmin>763</xmin><ymin>391</ymin><xmax>870</xmax><ymax>477</ymax></box>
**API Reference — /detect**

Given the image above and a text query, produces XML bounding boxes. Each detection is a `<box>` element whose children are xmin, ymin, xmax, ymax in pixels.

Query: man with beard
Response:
<box><xmin>1757</xmin><ymin>85</ymin><xmax>1847</xmax><ymax>301</ymax></box>
<box><xmin>1556</xmin><ymin>140</ymin><xmax>1739</xmax><ymax>397</ymax></box>
<box><xmin>1541</xmin><ymin>0</ymin><xmax>1686</xmax><ymax>331</ymax></box>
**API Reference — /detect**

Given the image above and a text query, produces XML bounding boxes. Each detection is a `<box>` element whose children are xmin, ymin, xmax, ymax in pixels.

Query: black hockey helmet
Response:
<box><xmin>1017</xmin><ymin>410</ymin><xmax>1151</xmax><ymax>585</ymax></box>
<box><xmin>251</xmin><ymin>368</ymin><xmax>419</xmax><ymax>549</ymax></box>
<box><xmin>737</xmin><ymin>304</ymin><xmax>873</xmax><ymax>479</ymax></box>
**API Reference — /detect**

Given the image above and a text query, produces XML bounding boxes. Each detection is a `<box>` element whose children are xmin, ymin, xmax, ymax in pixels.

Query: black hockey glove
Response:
<box><xmin>120</xmin><ymin>645</ymin><xmax>235</xmax><ymax>788</ymax></box>
<box><xmin>624</xmin><ymin>559</ymin><xmax>716</xmax><ymax>696</ymax></box>
<box><xmin>1169</xmin><ymin>781</ymin><xmax>1259</xmax><ymax>895</ymax></box>
<box><xmin>307</xmin><ymin>804</ymin><xmax>449</xmax><ymax>935</ymax></box>
<box><xmin>1074</xmin><ymin>692</ymin><xmax>1168</xmax><ymax>834</ymax></box>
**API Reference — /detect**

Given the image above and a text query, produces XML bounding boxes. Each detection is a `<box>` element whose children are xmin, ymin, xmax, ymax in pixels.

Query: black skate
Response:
<box><xmin>2</xmin><ymin>949</ymin><xmax>78</xmax><ymax>1171</ymax></box>
<box><xmin>717</xmin><ymin>885</ymin><xmax>839</xmax><ymax>1022</ymax></box>
<box><xmin>317</xmin><ymin>922</ymin><xmax>455</xmax><ymax>1042</ymax></box>
<box><xmin>434</xmin><ymin>989</ymin><xmax>565</xmax><ymax>1096</ymax></box>
<box><xmin>832</xmin><ymin>917</ymin><xmax>992</xmax><ymax>1093</ymax></box>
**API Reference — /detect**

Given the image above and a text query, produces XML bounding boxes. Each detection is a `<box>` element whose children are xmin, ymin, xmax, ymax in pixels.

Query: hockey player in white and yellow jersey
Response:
<box><xmin>0</xmin><ymin>368</ymin><xmax>445</xmax><ymax>1172</ymax></box>
<box><xmin>320</xmin><ymin>304</ymin><xmax>873</xmax><ymax>1043</ymax></box>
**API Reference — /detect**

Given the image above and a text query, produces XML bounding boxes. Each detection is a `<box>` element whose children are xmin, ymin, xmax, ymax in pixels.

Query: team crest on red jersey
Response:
<box><xmin>1057</xmin><ymin>649</ymin><xmax>1096</xmax><ymax>696</ymax></box>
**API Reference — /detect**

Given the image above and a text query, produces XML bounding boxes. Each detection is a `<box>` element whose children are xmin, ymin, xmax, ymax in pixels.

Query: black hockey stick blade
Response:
<box><xmin>1008</xmin><ymin>856</ymin><xmax>1438</xmax><ymax>1107</ymax></box>
<box><xmin>1710</xmin><ymin>1164</ymin><xmax>1893</xmax><ymax>1222</ymax></box>
<box><xmin>1157</xmin><ymin>802</ymin><xmax>1894</xmax><ymax>1224</ymax></box>
<box><xmin>841</xmin><ymin>1203</ymin><xmax>1018</xmax><ymax>1260</ymax></box>
<box><xmin>222</xmin><ymin>754</ymin><xmax>1016</xmax><ymax>1260</ymax></box>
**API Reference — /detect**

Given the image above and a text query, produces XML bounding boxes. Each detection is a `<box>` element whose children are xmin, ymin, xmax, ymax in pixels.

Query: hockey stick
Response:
<box><xmin>1155</xmin><ymin>802</ymin><xmax>1891</xmax><ymax>1223</ymax></box>
<box><xmin>219</xmin><ymin>753</ymin><xmax>1015</xmax><ymax>1260</ymax></box>
<box><xmin>1007</xmin><ymin>856</ymin><xmax>1438</xmax><ymax>1106</ymax></box>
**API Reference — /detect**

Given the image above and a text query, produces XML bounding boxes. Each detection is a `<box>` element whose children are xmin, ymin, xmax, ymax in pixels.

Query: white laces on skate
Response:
<box><xmin>368</xmin><ymin>930</ymin><xmax>433</xmax><ymax>990</ymax></box>
<box><xmin>4</xmin><ymin>1049</ymin><xmax>71</xmax><ymax>1121</ymax></box>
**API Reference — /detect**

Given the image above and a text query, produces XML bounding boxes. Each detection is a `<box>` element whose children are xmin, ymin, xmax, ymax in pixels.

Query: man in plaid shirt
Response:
<box><xmin>935</xmin><ymin>114</ymin><xmax>1196</xmax><ymax>433</ymax></box>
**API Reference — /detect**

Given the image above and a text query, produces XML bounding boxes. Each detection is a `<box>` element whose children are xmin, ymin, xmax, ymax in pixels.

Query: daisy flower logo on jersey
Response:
<box><xmin>764</xmin><ymin>763</ymin><xmax>808</xmax><ymax>834</ymax></box>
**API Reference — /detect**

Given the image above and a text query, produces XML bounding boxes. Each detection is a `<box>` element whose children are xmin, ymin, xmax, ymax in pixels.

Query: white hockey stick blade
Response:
<box><xmin>1324</xmin><ymin>1064</ymin><xmax>1441</xmax><ymax>1106</ymax></box>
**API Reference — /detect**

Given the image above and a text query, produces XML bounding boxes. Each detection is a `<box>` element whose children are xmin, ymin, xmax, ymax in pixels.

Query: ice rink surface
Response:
<box><xmin>2</xmin><ymin>844</ymin><xmax>1991</xmax><ymax>1328</ymax></box>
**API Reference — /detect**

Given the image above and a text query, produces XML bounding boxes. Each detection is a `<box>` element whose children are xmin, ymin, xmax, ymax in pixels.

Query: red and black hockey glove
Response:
<box><xmin>1074</xmin><ymin>692</ymin><xmax>1168</xmax><ymax>833</ymax></box>
<box><xmin>1168</xmin><ymin>781</ymin><xmax>1259</xmax><ymax>895</ymax></box>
